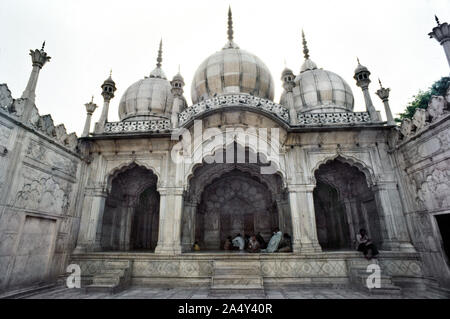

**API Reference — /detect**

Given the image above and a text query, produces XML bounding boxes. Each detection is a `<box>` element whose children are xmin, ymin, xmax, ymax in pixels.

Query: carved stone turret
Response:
<box><xmin>21</xmin><ymin>42</ymin><xmax>51</xmax><ymax>119</ymax></box>
<box><xmin>170</xmin><ymin>71</ymin><xmax>186</xmax><ymax>128</ymax></box>
<box><xmin>375</xmin><ymin>79</ymin><xmax>395</xmax><ymax>125</ymax></box>
<box><xmin>82</xmin><ymin>97</ymin><xmax>98</xmax><ymax>137</ymax></box>
<box><xmin>354</xmin><ymin>59</ymin><xmax>378</xmax><ymax>121</ymax></box>
<box><xmin>429</xmin><ymin>15</ymin><xmax>450</xmax><ymax>68</ymax></box>
<box><xmin>281</xmin><ymin>67</ymin><xmax>298</xmax><ymax>125</ymax></box>
<box><xmin>95</xmin><ymin>72</ymin><xmax>116</xmax><ymax>133</ymax></box>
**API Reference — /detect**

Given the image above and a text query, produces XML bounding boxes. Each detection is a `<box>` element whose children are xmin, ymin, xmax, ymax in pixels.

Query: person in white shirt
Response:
<box><xmin>232</xmin><ymin>233</ymin><xmax>245</xmax><ymax>251</ymax></box>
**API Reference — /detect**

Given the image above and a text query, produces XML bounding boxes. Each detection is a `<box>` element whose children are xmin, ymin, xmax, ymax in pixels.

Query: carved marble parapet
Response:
<box><xmin>397</xmin><ymin>93</ymin><xmax>449</xmax><ymax>143</ymax></box>
<box><xmin>178</xmin><ymin>94</ymin><xmax>290</xmax><ymax>125</ymax></box>
<box><xmin>0</xmin><ymin>84</ymin><xmax>79</xmax><ymax>152</ymax></box>
<box><xmin>297</xmin><ymin>111</ymin><xmax>371</xmax><ymax>126</ymax></box>
<box><xmin>103</xmin><ymin>120</ymin><xmax>171</xmax><ymax>134</ymax></box>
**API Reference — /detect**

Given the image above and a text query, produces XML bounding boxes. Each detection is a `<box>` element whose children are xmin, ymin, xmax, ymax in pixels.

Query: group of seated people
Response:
<box><xmin>223</xmin><ymin>228</ymin><xmax>292</xmax><ymax>253</ymax></box>
<box><xmin>192</xmin><ymin>227</ymin><xmax>379</xmax><ymax>260</ymax></box>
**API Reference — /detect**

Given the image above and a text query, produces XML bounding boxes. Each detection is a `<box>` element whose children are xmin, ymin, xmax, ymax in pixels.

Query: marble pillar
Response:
<box><xmin>181</xmin><ymin>200</ymin><xmax>197</xmax><ymax>252</ymax></box>
<box><xmin>73</xmin><ymin>187</ymin><xmax>108</xmax><ymax>253</ymax></box>
<box><xmin>372</xmin><ymin>181</ymin><xmax>416</xmax><ymax>252</ymax></box>
<box><xmin>155</xmin><ymin>187</ymin><xmax>184</xmax><ymax>255</ymax></box>
<box><xmin>288</xmin><ymin>185</ymin><xmax>322</xmax><ymax>254</ymax></box>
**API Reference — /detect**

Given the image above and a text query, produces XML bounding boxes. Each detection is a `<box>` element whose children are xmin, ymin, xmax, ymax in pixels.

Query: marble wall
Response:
<box><xmin>0</xmin><ymin>85</ymin><xmax>83</xmax><ymax>294</ymax></box>
<box><xmin>394</xmin><ymin>112</ymin><xmax>450</xmax><ymax>287</ymax></box>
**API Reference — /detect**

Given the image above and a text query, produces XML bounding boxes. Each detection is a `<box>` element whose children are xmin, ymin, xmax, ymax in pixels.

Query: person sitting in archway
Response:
<box><xmin>224</xmin><ymin>236</ymin><xmax>233</xmax><ymax>250</ymax></box>
<box><xmin>356</xmin><ymin>229</ymin><xmax>379</xmax><ymax>260</ymax></box>
<box><xmin>277</xmin><ymin>233</ymin><xmax>293</xmax><ymax>252</ymax></box>
<box><xmin>247</xmin><ymin>235</ymin><xmax>261</xmax><ymax>253</ymax></box>
<box><xmin>232</xmin><ymin>233</ymin><xmax>245</xmax><ymax>251</ymax></box>
<box><xmin>256</xmin><ymin>232</ymin><xmax>267</xmax><ymax>249</ymax></box>
<box><xmin>261</xmin><ymin>228</ymin><xmax>283</xmax><ymax>253</ymax></box>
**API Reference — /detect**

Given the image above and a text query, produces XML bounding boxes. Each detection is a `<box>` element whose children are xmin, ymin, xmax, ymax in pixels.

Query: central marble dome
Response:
<box><xmin>190</xmin><ymin>9</ymin><xmax>274</xmax><ymax>104</ymax></box>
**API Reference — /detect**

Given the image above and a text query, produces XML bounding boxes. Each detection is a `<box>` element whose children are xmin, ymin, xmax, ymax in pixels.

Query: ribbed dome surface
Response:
<box><xmin>291</xmin><ymin>67</ymin><xmax>354</xmax><ymax>113</ymax></box>
<box><xmin>118</xmin><ymin>75</ymin><xmax>174</xmax><ymax>121</ymax></box>
<box><xmin>191</xmin><ymin>47</ymin><xmax>275</xmax><ymax>104</ymax></box>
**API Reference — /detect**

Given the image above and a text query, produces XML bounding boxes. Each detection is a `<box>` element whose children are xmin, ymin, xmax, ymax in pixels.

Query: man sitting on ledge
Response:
<box><xmin>277</xmin><ymin>233</ymin><xmax>292</xmax><ymax>252</ymax></box>
<box><xmin>261</xmin><ymin>228</ymin><xmax>283</xmax><ymax>253</ymax></box>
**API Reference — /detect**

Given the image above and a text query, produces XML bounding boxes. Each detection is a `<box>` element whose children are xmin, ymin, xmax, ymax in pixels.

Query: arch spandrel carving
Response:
<box><xmin>105</xmin><ymin>160</ymin><xmax>162</xmax><ymax>193</ymax></box>
<box><xmin>310</xmin><ymin>153</ymin><xmax>376</xmax><ymax>188</ymax></box>
<box><xmin>184</xmin><ymin>138</ymin><xmax>287</xmax><ymax>189</ymax></box>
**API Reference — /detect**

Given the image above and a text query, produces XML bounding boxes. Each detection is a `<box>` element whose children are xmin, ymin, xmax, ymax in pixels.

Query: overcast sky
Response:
<box><xmin>0</xmin><ymin>0</ymin><xmax>449</xmax><ymax>135</ymax></box>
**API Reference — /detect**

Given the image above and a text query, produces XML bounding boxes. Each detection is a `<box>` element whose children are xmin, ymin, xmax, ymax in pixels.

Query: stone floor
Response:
<box><xmin>23</xmin><ymin>286</ymin><xmax>448</xmax><ymax>299</ymax></box>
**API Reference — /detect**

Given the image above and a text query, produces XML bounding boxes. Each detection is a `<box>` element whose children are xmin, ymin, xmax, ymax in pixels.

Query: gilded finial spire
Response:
<box><xmin>91</xmin><ymin>96</ymin><xmax>94</xmax><ymax>103</ymax></box>
<box><xmin>110</xmin><ymin>69</ymin><xmax>112</xmax><ymax>77</ymax></box>
<box><xmin>227</xmin><ymin>6</ymin><xmax>234</xmax><ymax>42</ymax></box>
<box><xmin>156</xmin><ymin>39</ymin><xmax>163</xmax><ymax>68</ymax></box>
<box><xmin>302</xmin><ymin>30</ymin><xmax>310</xmax><ymax>60</ymax></box>
<box><xmin>357</xmin><ymin>57</ymin><xmax>361</xmax><ymax>65</ymax></box>
<box><xmin>435</xmin><ymin>15</ymin><xmax>441</xmax><ymax>26</ymax></box>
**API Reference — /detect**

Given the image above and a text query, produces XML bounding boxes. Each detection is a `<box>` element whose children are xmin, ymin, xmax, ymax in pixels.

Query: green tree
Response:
<box><xmin>396</xmin><ymin>76</ymin><xmax>450</xmax><ymax>122</ymax></box>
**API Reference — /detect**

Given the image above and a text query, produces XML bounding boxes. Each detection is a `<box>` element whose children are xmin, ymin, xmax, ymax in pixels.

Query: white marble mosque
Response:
<box><xmin>0</xmin><ymin>9</ymin><xmax>450</xmax><ymax>297</ymax></box>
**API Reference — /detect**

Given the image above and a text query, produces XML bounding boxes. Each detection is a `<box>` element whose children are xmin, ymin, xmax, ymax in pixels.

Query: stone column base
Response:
<box><xmin>382</xmin><ymin>240</ymin><xmax>416</xmax><ymax>252</ymax></box>
<box><xmin>155</xmin><ymin>244</ymin><xmax>183</xmax><ymax>255</ymax></box>
<box><xmin>293</xmin><ymin>242</ymin><xmax>322</xmax><ymax>254</ymax></box>
<box><xmin>181</xmin><ymin>243</ymin><xmax>193</xmax><ymax>253</ymax></box>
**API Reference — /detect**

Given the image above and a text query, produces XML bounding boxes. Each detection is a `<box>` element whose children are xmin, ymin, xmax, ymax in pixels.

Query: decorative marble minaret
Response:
<box><xmin>170</xmin><ymin>67</ymin><xmax>185</xmax><ymax>128</ymax></box>
<box><xmin>354</xmin><ymin>58</ymin><xmax>379</xmax><ymax>121</ymax></box>
<box><xmin>82</xmin><ymin>97</ymin><xmax>98</xmax><ymax>137</ymax></box>
<box><xmin>21</xmin><ymin>42</ymin><xmax>51</xmax><ymax>120</ymax></box>
<box><xmin>429</xmin><ymin>15</ymin><xmax>450</xmax><ymax>68</ymax></box>
<box><xmin>95</xmin><ymin>71</ymin><xmax>116</xmax><ymax>133</ymax></box>
<box><xmin>281</xmin><ymin>65</ymin><xmax>297</xmax><ymax>125</ymax></box>
<box><xmin>375</xmin><ymin>79</ymin><xmax>395</xmax><ymax>125</ymax></box>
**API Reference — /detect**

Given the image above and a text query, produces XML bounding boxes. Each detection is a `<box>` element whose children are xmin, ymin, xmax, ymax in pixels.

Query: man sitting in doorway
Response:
<box><xmin>277</xmin><ymin>233</ymin><xmax>292</xmax><ymax>252</ymax></box>
<box><xmin>261</xmin><ymin>228</ymin><xmax>283</xmax><ymax>253</ymax></box>
<box><xmin>356</xmin><ymin>228</ymin><xmax>379</xmax><ymax>260</ymax></box>
<box><xmin>232</xmin><ymin>233</ymin><xmax>245</xmax><ymax>251</ymax></box>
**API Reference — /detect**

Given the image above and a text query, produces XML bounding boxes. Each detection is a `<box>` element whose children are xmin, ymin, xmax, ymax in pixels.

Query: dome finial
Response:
<box><xmin>435</xmin><ymin>15</ymin><xmax>441</xmax><ymax>26</ymax></box>
<box><xmin>156</xmin><ymin>38</ymin><xmax>163</xmax><ymax>68</ymax></box>
<box><xmin>302</xmin><ymin>29</ymin><xmax>310</xmax><ymax>60</ymax></box>
<box><xmin>228</xmin><ymin>6</ymin><xmax>234</xmax><ymax>42</ymax></box>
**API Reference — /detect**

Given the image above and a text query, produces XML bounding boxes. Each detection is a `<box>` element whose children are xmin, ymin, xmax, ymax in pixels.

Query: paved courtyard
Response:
<box><xmin>23</xmin><ymin>286</ymin><xmax>448</xmax><ymax>299</ymax></box>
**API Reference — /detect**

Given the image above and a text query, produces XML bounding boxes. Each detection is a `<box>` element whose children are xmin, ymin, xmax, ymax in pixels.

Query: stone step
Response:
<box><xmin>214</xmin><ymin>268</ymin><xmax>260</xmax><ymax>276</ymax></box>
<box><xmin>97</xmin><ymin>269</ymin><xmax>126</xmax><ymax>276</ymax></box>
<box><xmin>209</xmin><ymin>288</ymin><xmax>266</xmax><ymax>297</ymax></box>
<box><xmin>212</xmin><ymin>277</ymin><xmax>264</xmax><ymax>290</ymax></box>
<box><xmin>363</xmin><ymin>285</ymin><xmax>402</xmax><ymax>295</ymax></box>
<box><xmin>85</xmin><ymin>284</ymin><xmax>117</xmax><ymax>294</ymax></box>
<box><xmin>92</xmin><ymin>277</ymin><xmax>120</xmax><ymax>285</ymax></box>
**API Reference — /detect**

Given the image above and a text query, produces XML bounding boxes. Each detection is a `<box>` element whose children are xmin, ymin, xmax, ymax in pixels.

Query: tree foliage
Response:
<box><xmin>396</xmin><ymin>76</ymin><xmax>450</xmax><ymax>122</ymax></box>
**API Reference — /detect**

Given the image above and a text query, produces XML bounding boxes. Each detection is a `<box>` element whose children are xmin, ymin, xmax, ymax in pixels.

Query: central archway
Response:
<box><xmin>197</xmin><ymin>169</ymin><xmax>278</xmax><ymax>249</ymax></box>
<box><xmin>182</xmin><ymin>144</ymin><xmax>290</xmax><ymax>251</ymax></box>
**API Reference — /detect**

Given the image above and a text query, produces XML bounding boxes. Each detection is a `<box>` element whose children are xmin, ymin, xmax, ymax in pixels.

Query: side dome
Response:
<box><xmin>190</xmin><ymin>7</ymin><xmax>274</xmax><ymax>104</ymax></box>
<box><xmin>292</xmin><ymin>63</ymin><xmax>355</xmax><ymax>113</ymax></box>
<box><xmin>287</xmin><ymin>30</ymin><xmax>354</xmax><ymax>113</ymax></box>
<box><xmin>118</xmin><ymin>41</ymin><xmax>174</xmax><ymax>121</ymax></box>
